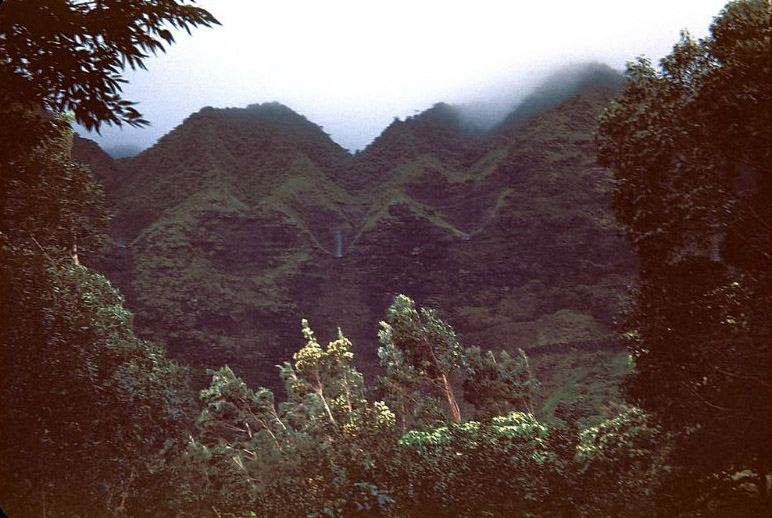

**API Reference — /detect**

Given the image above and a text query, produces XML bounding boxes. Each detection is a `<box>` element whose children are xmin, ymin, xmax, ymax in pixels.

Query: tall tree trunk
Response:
<box><xmin>342</xmin><ymin>371</ymin><xmax>353</xmax><ymax>414</ymax></box>
<box><xmin>316</xmin><ymin>387</ymin><xmax>337</xmax><ymax>427</ymax></box>
<box><xmin>441</xmin><ymin>372</ymin><xmax>461</xmax><ymax>424</ymax></box>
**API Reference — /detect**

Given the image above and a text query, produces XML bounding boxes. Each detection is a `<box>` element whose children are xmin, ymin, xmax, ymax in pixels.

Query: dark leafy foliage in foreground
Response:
<box><xmin>0</xmin><ymin>0</ymin><xmax>218</xmax><ymax>133</ymax></box>
<box><xmin>0</xmin><ymin>124</ymin><xmax>195</xmax><ymax>516</ymax></box>
<box><xmin>597</xmin><ymin>0</ymin><xmax>771</xmax><ymax>512</ymax></box>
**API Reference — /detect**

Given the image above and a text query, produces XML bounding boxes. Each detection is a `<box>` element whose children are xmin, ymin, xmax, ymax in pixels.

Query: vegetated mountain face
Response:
<box><xmin>76</xmin><ymin>64</ymin><xmax>636</xmax><ymax>401</ymax></box>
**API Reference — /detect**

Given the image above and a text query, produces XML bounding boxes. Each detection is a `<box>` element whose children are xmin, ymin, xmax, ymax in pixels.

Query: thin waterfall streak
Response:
<box><xmin>333</xmin><ymin>229</ymin><xmax>344</xmax><ymax>258</ymax></box>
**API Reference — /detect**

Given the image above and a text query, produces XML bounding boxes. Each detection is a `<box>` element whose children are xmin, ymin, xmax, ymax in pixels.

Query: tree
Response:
<box><xmin>0</xmin><ymin>0</ymin><xmax>218</xmax><ymax>509</ymax></box>
<box><xmin>575</xmin><ymin>405</ymin><xmax>671</xmax><ymax>518</ymax></box>
<box><xmin>155</xmin><ymin>322</ymin><xmax>398</xmax><ymax>517</ymax></box>
<box><xmin>116</xmin><ymin>308</ymin><xmax>678</xmax><ymax>517</ymax></box>
<box><xmin>198</xmin><ymin>365</ymin><xmax>288</xmax><ymax>453</ymax></box>
<box><xmin>278</xmin><ymin>321</ymin><xmax>398</xmax><ymax>516</ymax></box>
<box><xmin>0</xmin><ymin>1</ymin><xmax>219</xmax><ymax>515</ymax></box>
<box><xmin>389</xmin><ymin>405</ymin><xmax>669</xmax><ymax>518</ymax></box>
<box><xmin>463</xmin><ymin>346</ymin><xmax>538</xmax><ymax>418</ymax></box>
<box><xmin>394</xmin><ymin>412</ymin><xmax>553</xmax><ymax>516</ymax></box>
<box><xmin>287</xmin><ymin>320</ymin><xmax>367</xmax><ymax>428</ymax></box>
<box><xmin>378</xmin><ymin>295</ymin><xmax>469</xmax><ymax>425</ymax></box>
<box><xmin>0</xmin><ymin>115</ymin><xmax>108</xmax><ymax>259</ymax></box>
<box><xmin>0</xmin><ymin>0</ymin><xmax>218</xmax><ymax>154</ymax></box>
<box><xmin>0</xmin><ymin>129</ymin><xmax>195</xmax><ymax>513</ymax></box>
<box><xmin>596</xmin><ymin>0</ymin><xmax>771</xmax><ymax>512</ymax></box>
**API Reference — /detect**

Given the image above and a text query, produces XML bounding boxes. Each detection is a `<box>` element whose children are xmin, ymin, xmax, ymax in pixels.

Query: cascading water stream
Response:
<box><xmin>333</xmin><ymin>229</ymin><xmax>344</xmax><ymax>258</ymax></box>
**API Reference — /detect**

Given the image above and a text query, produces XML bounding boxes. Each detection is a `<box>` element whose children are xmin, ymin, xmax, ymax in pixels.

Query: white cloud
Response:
<box><xmin>80</xmin><ymin>0</ymin><xmax>728</xmax><ymax>153</ymax></box>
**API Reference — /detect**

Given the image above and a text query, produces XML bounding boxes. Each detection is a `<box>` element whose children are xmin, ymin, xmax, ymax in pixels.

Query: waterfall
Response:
<box><xmin>333</xmin><ymin>229</ymin><xmax>344</xmax><ymax>258</ymax></box>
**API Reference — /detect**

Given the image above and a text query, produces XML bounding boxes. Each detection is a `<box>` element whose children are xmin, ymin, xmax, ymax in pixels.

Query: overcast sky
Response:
<box><xmin>79</xmin><ymin>0</ymin><xmax>729</xmax><ymax>155</ymax></box>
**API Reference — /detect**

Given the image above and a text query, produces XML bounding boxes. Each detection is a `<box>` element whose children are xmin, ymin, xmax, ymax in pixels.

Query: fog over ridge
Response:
<box><xmin>77</xmin><ymin>0</ymin><xmax>727</xmax><ymax>156</ymax></box>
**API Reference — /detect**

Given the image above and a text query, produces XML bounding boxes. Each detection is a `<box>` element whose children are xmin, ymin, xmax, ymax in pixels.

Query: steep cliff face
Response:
<box><xmin>76</xmin><ymin>66</ymin><xmax>636</xmax><ymax>390</ymax></box>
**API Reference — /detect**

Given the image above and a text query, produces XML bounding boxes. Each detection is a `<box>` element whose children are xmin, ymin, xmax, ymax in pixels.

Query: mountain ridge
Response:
<box><xmin>75</xmin><ymin>64</ymin><xmax>636</xmax><ymax>403</ymax></box>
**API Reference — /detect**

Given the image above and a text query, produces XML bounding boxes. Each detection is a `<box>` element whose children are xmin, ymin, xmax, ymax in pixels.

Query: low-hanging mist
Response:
<box><xmin>75</xmin><ymin>0</ymin><xmax>726</xmax><ymax>156</ymax></box>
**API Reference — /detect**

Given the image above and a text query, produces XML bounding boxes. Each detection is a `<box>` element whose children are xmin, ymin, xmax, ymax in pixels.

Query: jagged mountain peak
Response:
<box><xmin>83</xmin><ymin>101</ymin><xmax>354</xmax><ymax>241</ymax></box>
<box><xmin>133</xmin><ymin>101</ymin><xmax>349</xmax><ymax>168</ymax></box>
<box><xmin>351</xmin><ymin>103</ymin><xmax>485</xmax><ymax>189</ymax></box>
<box><xmin>77</xmin><ymin>66</ymin><xmax>625</xmax><ymax>239</ymax></box>
<box><xmin>412</xmin><ymin>102</ymin><xmax>463</xmax><ymax>127</ymax></box>
<box><xmin>192</xmin><ymin>102</ymin><xmax>326</xmax><ymax>134</ymax></box>
<box><xmin>412</xmin><ymin>102</ymin><xmax>489</xmax><ymax>136</ymax></box>
<box><xmin>496</xmin><ymin>62</ymin><xmax>623</xmax><ymax>133</ymax></box>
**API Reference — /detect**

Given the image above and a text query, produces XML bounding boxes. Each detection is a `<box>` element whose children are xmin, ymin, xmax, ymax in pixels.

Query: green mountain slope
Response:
<box><xmin>76</xmin><ymin>66</ymin><xmax>636</xmax><ymax>409</ymax></box>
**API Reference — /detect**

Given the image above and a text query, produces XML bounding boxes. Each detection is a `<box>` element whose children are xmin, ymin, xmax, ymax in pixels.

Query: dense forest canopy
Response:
<box><xmin>0</xmin><ymin>0</ymin><xmax>217</xmax><ymax>515</ymax></box>
<box><xmin>596</xmin><ymin>0</ymin><xmax>771</xmax><ymax>510</ymax></box>
<box><xmin>1</xmin><ymin>1</ymin><xmax>770</xmax><ymax>517</ymax></box>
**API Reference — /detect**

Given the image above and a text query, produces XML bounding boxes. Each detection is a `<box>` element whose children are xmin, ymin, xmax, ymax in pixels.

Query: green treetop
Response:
<box><xmin>379</xmin><ymin>295</ymin><xmax>469</xmax><ymax>424</ymax></box>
